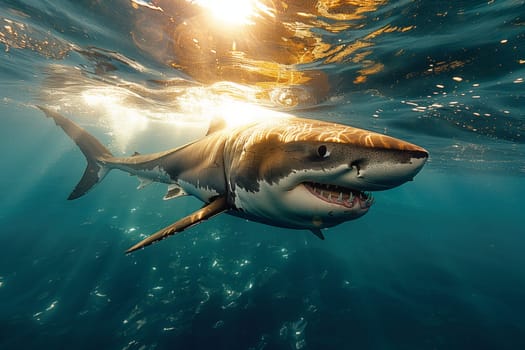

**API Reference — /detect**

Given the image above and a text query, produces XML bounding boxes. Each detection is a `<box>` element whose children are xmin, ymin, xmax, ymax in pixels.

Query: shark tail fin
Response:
<box><xmin>38</xmin><ymin>106</ymin><xmax>113</xmax><ymax>200</ymax></box>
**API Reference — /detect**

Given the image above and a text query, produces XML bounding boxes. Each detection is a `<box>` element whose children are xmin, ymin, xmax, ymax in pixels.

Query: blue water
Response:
<box><xmin>1</xmin><ymin>0</ymin><xmax>524</xmax><ymax>349</ymax></box>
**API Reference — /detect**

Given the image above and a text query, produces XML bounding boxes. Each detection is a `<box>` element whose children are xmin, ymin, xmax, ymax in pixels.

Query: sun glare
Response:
<box><xmin>211</xmin><ymin>98</ymin><xmax>291</xmax><ymax>129</ymax></box>
<box><xmin>191</xmin><ymin>0</ymin><xmax>258</xmax><ymax>26</ymax></box>
<box><xmin>82</xmin><ymin>89</ymin><xmax>149</xmax><ymax>151</ymax></box>
<box><xmin>177</xmin><ymin>86</ymin><xmax>291</xmax><ymax>129</ymax></box>
<box><xmin>78</xmin><ymin>84</ymin><xmax>289</xmax><ymax>153</ymax></box>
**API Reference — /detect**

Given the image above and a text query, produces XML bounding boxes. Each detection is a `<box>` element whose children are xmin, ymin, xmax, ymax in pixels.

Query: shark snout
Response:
<box><xmin>352</xmin><ymin>146</ymin><xmax>428</xmax><ymax>191</ymax></box>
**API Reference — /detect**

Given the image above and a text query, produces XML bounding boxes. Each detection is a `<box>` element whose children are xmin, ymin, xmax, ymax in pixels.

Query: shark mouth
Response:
<box><xmin>303</xmin><ymin>182</ymin><xmax>374</xmax><ymax>209</ymax></box>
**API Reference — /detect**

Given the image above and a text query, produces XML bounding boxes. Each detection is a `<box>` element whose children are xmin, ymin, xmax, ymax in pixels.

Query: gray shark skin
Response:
<box><xmin>38</xmin><ymin>106</ymin><xmax>428</xmax><ymax>253</ymax></box>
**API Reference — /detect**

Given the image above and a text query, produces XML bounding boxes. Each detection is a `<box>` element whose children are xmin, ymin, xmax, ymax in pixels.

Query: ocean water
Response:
<box><xmin>1</xmin><ymin>0</ymin><xmax>524</xmax><ymax>349</ymax></box>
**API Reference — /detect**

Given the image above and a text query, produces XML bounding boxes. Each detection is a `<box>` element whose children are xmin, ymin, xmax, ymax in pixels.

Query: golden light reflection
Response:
<box><xmin>129</xmin><ymin>0</ymin><xmax>409</xmax><ymax>107</ymax></box>
<box><xmin>0</xmin><ymin>17</ymin><xmax>71</xmax><ymax>58</ymax></box>
<box><xmin>316</xmin><ymin>0</ymin><xmax>388</xmax><ymax>21</ymax></box>
<box><xmin>3</xmin><ymin>1</ymin><xmax>425</xmax><ymax>112</ymax></box>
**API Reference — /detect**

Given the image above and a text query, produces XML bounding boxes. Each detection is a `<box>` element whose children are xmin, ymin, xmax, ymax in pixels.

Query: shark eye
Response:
<box><xmin>317</xmin><ymin>145</ymin><xmax>330</xmax><ymax>158</ymax></box>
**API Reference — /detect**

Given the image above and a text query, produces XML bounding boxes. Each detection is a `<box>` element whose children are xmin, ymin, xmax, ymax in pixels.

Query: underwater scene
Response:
<box><xmin>1</xmin><ymin>0</ymin><xmax>524</xmax><ymax>349</ymax></box>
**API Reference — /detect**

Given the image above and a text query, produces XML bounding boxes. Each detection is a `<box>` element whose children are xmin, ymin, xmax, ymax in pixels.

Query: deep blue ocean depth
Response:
<box><xmin>1</xmin><ymin>1</ymin><xmax>524</xmax><ymax>349</ymax></box>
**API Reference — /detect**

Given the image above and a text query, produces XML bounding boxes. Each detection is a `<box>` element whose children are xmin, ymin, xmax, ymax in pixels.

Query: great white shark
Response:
<box><xmin>38</xmin><ymin>106</ymin><xmax>428</xmax><ymax>253</ymax></box>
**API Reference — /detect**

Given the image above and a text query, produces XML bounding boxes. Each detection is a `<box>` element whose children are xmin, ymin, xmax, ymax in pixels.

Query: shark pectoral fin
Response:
<box><xmin>125</xmin><ymin>196</ymin><xmax>229</xmax><ymax>254</ymax></box>
<box><xmin>163</xmin><ymin>184</ymin><xmax>187</xmax><ymax>200</ymax></box>
<box><xmin>310</xmin><ymin>228</ymin><xmax>325</xmax><ymax>240</ymax></box>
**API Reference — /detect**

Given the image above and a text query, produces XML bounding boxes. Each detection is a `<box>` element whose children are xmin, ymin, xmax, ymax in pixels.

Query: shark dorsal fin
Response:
<box><xmin>163</xmin><ymin>184</ymin><xmax>187</xmax><ymax>200</ymax></box>
<box><xmin>206</xmin><ymin>117</ymin><xmax>227</xmax><ymax>136</ymax></box>
<box><xmin>125</xmin><ymin>196</ymin><xmax>229</xmax><ymax>253</ymax></box>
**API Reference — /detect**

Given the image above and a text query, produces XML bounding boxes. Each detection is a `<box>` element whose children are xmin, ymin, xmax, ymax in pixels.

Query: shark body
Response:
<box><xmin>38</xmin><ymin>107</ymin><xmax>428</xmax><ymax>253</ymax></box>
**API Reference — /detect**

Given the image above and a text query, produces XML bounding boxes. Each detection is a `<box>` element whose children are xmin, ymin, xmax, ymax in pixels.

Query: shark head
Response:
<box><xmin>224</xmin><ymin>117</ymin><xmax>428</xmax><ymax>230</ymax></box>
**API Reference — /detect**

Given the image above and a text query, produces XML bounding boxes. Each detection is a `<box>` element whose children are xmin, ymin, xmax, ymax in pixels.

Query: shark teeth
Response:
<box><xmin>303</xmin><ymin>182</ymin><xmax>373</xmax><ymax>209</ymax></box>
